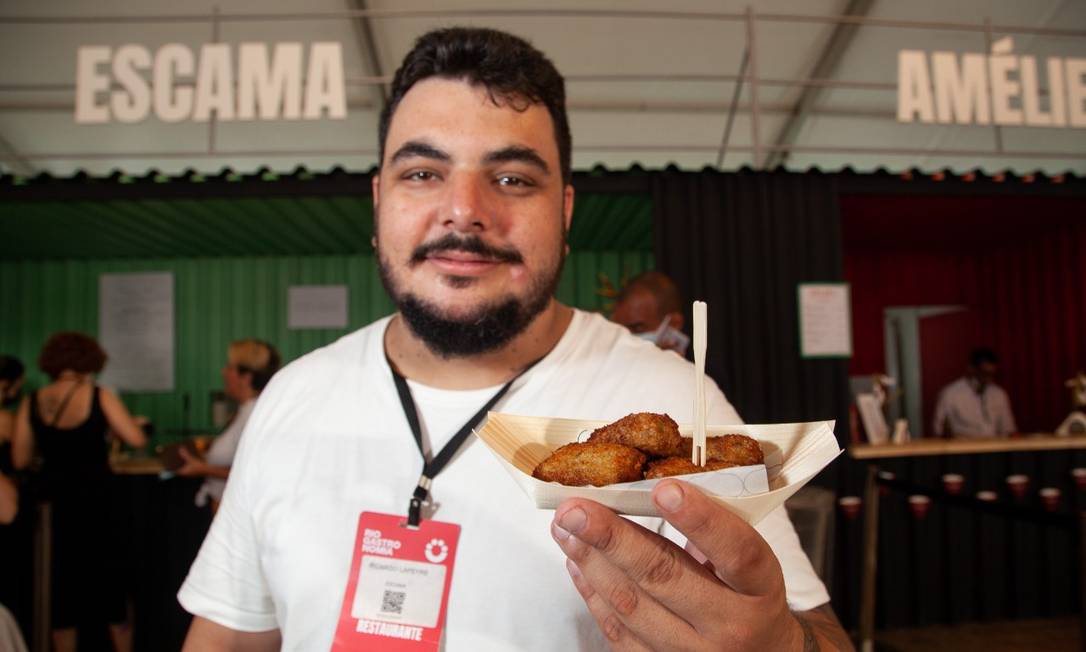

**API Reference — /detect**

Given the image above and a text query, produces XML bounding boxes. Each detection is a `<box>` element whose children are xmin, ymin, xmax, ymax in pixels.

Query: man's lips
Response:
<box><xmin>426</xmin><ymin>251</ymin><xmax>505</xmax><ymax>275</ymax></box>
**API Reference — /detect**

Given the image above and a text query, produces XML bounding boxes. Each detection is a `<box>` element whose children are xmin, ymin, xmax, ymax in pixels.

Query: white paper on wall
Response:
<box><xmin>98</xmin><ymin>272</ymin><xmax>175</xmax><ymax>391</ymax></box>
<box><xmin>798</xmin><ymin>283</ymin><xmax>852</xmax><ymax>358</ymax></box>
<box><xmin>288</xmin><ymin>285</ymin><xmax>348</xmax><ymax>329</ymax></box>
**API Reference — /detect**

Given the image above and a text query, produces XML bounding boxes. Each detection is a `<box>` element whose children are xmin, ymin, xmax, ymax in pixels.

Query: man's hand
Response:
<box><xmin>175</xmin><ymin>446</ymin><xmax>208</xmax><ymax>477</ymax></box>
<box><xmin>551</xmin><ymin>479</ymin><xmax>843</xmax><ymax>651</ymax></box>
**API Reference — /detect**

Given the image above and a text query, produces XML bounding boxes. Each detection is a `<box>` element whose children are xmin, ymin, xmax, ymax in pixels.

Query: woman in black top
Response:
<box><xmin>0</xmin><ymin>355</ymin><xmax>25</xmax><ymax>476</ymax></box>
<box><xmin>12</xmin><ymin>333</ymin><xmax>146</xmax><ymax>652</ymax></box>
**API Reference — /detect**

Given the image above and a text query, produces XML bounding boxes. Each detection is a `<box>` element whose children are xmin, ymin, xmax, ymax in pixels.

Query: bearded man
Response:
<box><xmin>178</xmin><ymin>27</ymin><xmax>850</xmax><ymax>651</ymax></box>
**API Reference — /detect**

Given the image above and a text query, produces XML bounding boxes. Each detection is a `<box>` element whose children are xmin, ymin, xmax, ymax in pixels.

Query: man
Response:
<box><xmin>933</xmin><ymin>347</ymin><xmax>1017</xmax><ymax>438</ymax></box>
<box><xmin>610</xmin><ymin>271</ymin><xmax>690</xmax><ymax>356</ymax></box>
<box><xmin>178</xmin><ymin>28</ymin><xmax>851</xmax><ymax>650</ymax></box>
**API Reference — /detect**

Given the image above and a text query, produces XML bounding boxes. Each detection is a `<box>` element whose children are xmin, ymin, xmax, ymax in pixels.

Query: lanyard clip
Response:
<box><xmin>406</xmin><ymin>474</ymin><xmax>432</xmax><ymax>529</ymax></box>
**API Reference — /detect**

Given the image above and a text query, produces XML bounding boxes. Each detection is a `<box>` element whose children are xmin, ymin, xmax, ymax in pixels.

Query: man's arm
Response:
<box><xmin>932</xmin><ymin>392</ymin><xmax>949</xmax><ymax>437</ymax></box>
<box><xmin>998</xmin><ymin>389</ymin><xmax>1018</xmax><ymax>435</ymax></box>
<box><xmin>0</xmin><ymin>473</ymin><xmax>17</xmax><ymax>524</ymax></box>
<box><xmin>794</xmin><ymin>603</ymin><xmax>854</xmax><ymax>651</ymax></box>
<box><xmin>182</xmin><ymin>616</ymin><xmax>280</xmax><ymax>652</ymax></box>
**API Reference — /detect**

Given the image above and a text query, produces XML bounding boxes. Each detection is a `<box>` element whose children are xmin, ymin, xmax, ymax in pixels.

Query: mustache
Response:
<box><xmin>409</xmin><ymin>234</ymin><xmax>524</xmax><ymax>266</ymax></box>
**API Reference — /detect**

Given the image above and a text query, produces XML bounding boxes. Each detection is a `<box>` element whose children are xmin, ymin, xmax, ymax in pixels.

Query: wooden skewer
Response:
<box><xmin>692</xmin><ymin>301</ymin><xmax>707</xmax><ymax>467</ymax></box>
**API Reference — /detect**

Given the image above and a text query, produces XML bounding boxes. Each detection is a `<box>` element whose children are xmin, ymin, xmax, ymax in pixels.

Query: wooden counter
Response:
<box><xmin>109</xmin><ymin>456</ymin><xmax>165</xmax><ymax>475</ymax></box>
<box><xmin>850</xmin><ymin>433</ymin><xmax>1086</xmax><ymax>460</ymax></box>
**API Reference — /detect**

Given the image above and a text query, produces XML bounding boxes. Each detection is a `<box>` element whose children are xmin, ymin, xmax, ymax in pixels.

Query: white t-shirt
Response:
<box><xmin>194</xmin><ymin>398</ymin><xmax>256</xmax><ymax>507</ymax></box>
<box><xmin>178</xmin><ymin>310</ymin><xmax>829</xmax><ymax>650</ymax></box>
<box><xmin>933</xmin><ymin>377</ymin><xmax>1017</xmax><ymax>438</ymax></box>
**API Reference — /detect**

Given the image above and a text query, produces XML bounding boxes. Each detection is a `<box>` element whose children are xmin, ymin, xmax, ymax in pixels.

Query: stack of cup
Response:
<box><xmin>1040</xmin><ymin>487</ymin><xmax>1061</xmax><ymax>512</ymax></box>
<box><xmin>1006</xmin><ymin>474</ymin><xmax>1030</xmax><ymax>499</ymax></box>
<box><xmin>907</xmin><ymin>495</ymin><xmax>931</xmax><ymax>520</ymax></box>
<box><xmin>1071</xmin><ymin>468</ymin><xmax>1086</xmax><ymax>491</ymax></box>
<box><xmin>838</xmin><ymin>496</ymin><xmax>862</xmax><ymax>521</ymax></box>
<box><xmin>941</xmin><ymin>473</ymin><xmax>964</xmax><ymax>495</ymax></box>
<box><xmin>976</xmin><ymin>490</ymin><xmax>997</xmax><ymax>502</ymax></box>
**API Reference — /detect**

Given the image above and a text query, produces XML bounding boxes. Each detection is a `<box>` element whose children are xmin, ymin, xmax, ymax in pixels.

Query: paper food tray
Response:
<box><xmin>476</xmin><ymin>412</ymin><xmax>842</xmax><ymax>525</ymax></box>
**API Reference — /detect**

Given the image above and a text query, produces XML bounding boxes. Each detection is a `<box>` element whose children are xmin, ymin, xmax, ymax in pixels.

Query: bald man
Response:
<box><xmin>611</xmin><ymin>271</ymin><xmax>690</xmax><ymax>355</ymax></box>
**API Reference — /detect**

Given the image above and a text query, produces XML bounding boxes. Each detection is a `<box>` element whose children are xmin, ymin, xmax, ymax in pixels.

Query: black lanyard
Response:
<box><xmin>388</xmin><ymin>359</ymin><xmax>534</xmax><ymax>528</ymax></box>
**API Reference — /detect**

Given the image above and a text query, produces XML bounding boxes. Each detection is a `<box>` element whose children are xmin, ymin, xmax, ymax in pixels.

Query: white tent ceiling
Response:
<box><xmin>1</xmin><ymin>0</ymin><xmax>1084</xmax><ymax>177</ymax></box>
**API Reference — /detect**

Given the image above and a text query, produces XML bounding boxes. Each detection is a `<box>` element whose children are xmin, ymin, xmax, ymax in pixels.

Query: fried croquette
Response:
<box><xmin>532</xmin><ymin>442</ymin><xmax>647</xmax><ymax>486</ymax></box>
<box><xmin>675</xmin><ymin>434</ymin><xmax>764</xmax><ymax>466</ymax></box>
<box><xmin>588</xmin><ymin>412</ymin><xmax>682</xmax><ymax>457</ymax></box>
<box><xmin>644</xmin><ymin>457</ymin><xmax>738</xmax><ymax>479</ymax></box>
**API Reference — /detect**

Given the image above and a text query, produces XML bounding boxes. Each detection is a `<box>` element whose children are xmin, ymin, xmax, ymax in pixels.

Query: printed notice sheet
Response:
<box><xmin>798</xmin><ymin>283</ymin><xmax>852</xmax><ymax>358</ymax></box>
<box><xmin>288</xmin><ymin>285</ymin><xmax>349</xmax><ymax>329</ymax></box>
<box><xmin>98</xmin><ymin>272</ymin><xmax>175</xmax><ymax>391</ymax></box>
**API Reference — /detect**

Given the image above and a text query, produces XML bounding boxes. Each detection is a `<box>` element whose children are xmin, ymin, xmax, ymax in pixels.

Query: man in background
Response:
<box><xmin>610</xmin><ymin>271</ymin><xmax>690</xmax><ymax>356</ymax></box>
<box><xmin>933</xmin><ymin>347</ymin><xmax>1017</xmax><ymax>438</ymax></box>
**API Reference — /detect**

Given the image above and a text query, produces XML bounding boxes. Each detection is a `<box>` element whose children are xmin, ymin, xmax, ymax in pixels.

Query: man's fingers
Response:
<box><xmin>652</xmin><ymin>480</ymin><xmax>782</xmax><ymax>598</ymax></box>
<box><xmin>552</xmin><ymin>500</ymin><xmax>730</xmax><ymax>637</ymax></box>
<box><xmin>564</xmin><ymin>559</ymin><xmax>660</xmax><ymax>652</ymax></box>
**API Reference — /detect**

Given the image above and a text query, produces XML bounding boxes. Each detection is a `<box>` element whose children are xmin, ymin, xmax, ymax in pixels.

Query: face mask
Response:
<box><xmin>638</xmin><ymin>316</ymin><xmax>691</xmax><ymax>356</ymax></box>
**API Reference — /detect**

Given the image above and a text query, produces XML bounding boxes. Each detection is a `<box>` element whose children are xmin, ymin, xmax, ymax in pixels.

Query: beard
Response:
<box><xmin>377</xmin><ymin>232</ymin><xmax>565</xmax><ymax>358</ymax></box>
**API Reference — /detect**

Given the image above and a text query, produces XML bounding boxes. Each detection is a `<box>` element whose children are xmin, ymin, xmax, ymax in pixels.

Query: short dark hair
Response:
<box><xmin>970</xmin><ymin>347</ymin><xmax>998</xmax><ymax>367</ymax></box>
<box><xmin>617</xmin><ymin>271</ymin><xmax>683</xmax><ymax>316</ymax></box>
<box><xmin>0</xmin><ymin>355</ymin><xmax>24</xmax><ymax>383</ymax></box>
<box><xmin>378</xmin><ymin>27</ymin><xmax>572</xmax><ymax>183</ymax></box>
<box><xmin>38</xmin><ymin>332</ymin><xmax>107</xmax><ymax>380</ymax></box>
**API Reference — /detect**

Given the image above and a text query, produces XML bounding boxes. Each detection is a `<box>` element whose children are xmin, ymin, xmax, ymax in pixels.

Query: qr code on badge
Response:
<box><xmin>380</xmin><ymin>590</ymin><xmax>406</xmax><ymax>615</ymax></box>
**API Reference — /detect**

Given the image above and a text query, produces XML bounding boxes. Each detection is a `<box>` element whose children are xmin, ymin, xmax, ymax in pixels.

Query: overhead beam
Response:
<box><xmin>764</xmin><ymin>0</ymin><xmax>875</xmax><ymax>169</ymax></box>
<box><xmin>347</xmin><ymin>0</ymin><xmax>387</xmax><ymax>111</ymax></box>
<box><xmin>0</xmin><ymin>132</ymin><xmax>34</xmax><ymax>175</ymax></box>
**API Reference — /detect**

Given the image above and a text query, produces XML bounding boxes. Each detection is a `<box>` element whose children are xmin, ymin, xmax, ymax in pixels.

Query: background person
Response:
<box><xmin>933</xmin><ymin>347</ymin><xmax>1017</xmax><ymax>438</ymax></box>
<box><xmin>12</xmin><ymin>332</ymin><xmax>147</xmax><ymax>652</ymax></box>
<box><xmin>0</xmin><ymin>472</ymin><xmax>28</xmax><ymax>652</ymax></box>
<box><xmin>610</xmin><ymin>271</ymin><xmax>690</xmax><ymax>355</ymax></box>
<box><xmin>0</xmin><ymin>357</ymin><xmax>29</xmax><ymax>652</ymax></box>
<box><xmin>0</xmin><ymin>356</ymin><xmax>26</xmax><ymax>470</ymax></box>
<box><xmin>175</xmin><ymin>339</ymin><xmax>280</xmax><ymax>514</ymax></box>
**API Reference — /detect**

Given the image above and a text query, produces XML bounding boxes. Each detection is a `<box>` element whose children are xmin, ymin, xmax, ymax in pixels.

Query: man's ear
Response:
<box><xmin>668</xmin><ymin>311</ymin><xmax>684</xmax><ymax>331</ymax></box>
<box><xmin>562</xmin><ymin>184</ymin><xmax>575</xmax><ymax>234</ymax></box>
<box><xmin>372</xmin><ymin>174</ymin><xmax>381</xmax><ymax>208</ymax></box>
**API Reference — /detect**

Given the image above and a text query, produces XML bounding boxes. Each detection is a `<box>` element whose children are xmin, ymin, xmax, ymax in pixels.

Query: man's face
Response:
<box><xmin>611</xmin><ymin>287</ymin><xmax>662</xmax><ymax>335</ymax></box>
<box><xmin>221</xmin><ymin>360</ymin><xmax>250</xmax><ymax>401</ymax></box>
<box><xmin>973</xmin><ymin>361</ymin><xmax>998</xmax><ymax>387</ymax></box>
<box><xmin>373</xmin><ymin>77</ymin><xmax>574</xmax><ymax>356</ymax></box>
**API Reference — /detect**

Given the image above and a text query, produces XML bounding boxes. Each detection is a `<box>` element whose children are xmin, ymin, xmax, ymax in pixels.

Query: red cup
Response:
<box><xmin>942</xmin><ymin>473</ymin><xmax>964</xmax><ymax>495</ymax></box>
<box><xmin>1006</xmin><ymin>474</ymin><xmax>1029</xmax><ymax>499</ymax></box>
<box><xmin>838</xmin><ymin>496</ymin><xmax>862</xmax><ymax>520</ymax></box>
<box><xmin>976</xmin><ymin>490</ymin><xmax>997</xmax><ymax>502</ymax></box>
<box><xmin>908</xmin><ymin>495</ymin><xmax>931</xmax><ymax>520</ymax></box>
<box><xmin>1040</xmin><ymin>487</ymin><xmax>1061</xmax><ymax>512</ymax></box>
<box><xmin>1071</xmin><ymin>468</ymin><xmax>1086</xmax><ymax>491</ymax></box>
<box><xmin>877</xmin><ymin>471</ymin><xmax>895</xmax><ymax>497</ymax></box>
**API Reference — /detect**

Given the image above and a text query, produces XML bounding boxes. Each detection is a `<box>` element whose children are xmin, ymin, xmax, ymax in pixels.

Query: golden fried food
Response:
<box><xmin>588</xmin><ymin>412</ymin><xmax>682</xmax><ymax>457</ymax></box>
<box><xmin>644</xmin><ymin>457</ymin><xmax>737</xmax><ymax>479</ymax></box>
<box><xmin>674</xmin><ymin>434</ymin><xmax>764</xmax><ymax>466</ymax></box>
<box><xmin>532</xmin><ymin>442</ymin><xmax>647</xmax><ymax>486</ymax></box>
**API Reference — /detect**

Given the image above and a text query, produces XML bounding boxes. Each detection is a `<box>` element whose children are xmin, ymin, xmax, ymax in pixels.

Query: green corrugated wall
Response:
<box><xmin>0</xmin><ymin>250</ymin><xmax>652</xmax><ymax>435</ymax></box>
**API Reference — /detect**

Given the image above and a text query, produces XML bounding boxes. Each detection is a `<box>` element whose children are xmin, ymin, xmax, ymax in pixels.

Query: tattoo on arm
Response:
<box><xmin>795</xmin><ymin>604</ymin><xmax>855</xmax><ymax>651</ymax></box>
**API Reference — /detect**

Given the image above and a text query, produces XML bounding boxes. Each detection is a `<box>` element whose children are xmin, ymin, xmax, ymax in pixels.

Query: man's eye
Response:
<box><xmin>404</xmin><ymin>170</ymin><xmax>437</xmax><ymax>182</ymax></box>
<box><xmin>497</xmin><ymin>175</ymin><xmax>533</xmax><ymax>188</ymax></box>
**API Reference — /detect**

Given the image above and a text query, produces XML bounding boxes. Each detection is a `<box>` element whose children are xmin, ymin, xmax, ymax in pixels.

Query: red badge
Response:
<box><xmin>331</xmin><ymin>512</ymin><xmax>461</xmax><ymax>651</ymax></box>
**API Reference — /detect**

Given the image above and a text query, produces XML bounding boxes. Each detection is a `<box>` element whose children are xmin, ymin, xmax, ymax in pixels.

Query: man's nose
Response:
<box><xmin>443</xmin><ymin>174</ymin><xmax>493</xmax><ymax>232</ymax></box>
